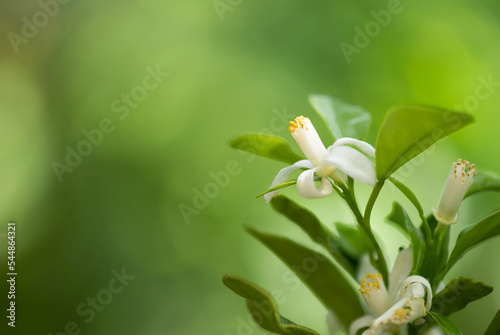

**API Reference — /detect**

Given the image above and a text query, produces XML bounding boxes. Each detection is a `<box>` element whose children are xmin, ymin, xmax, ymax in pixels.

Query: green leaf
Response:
<box><xmin>257</xmin><ymin>181</ymin><xmax>297</xmax><ymax>198</ymax></box>
<box><xmin>484</xmin><ymin>309</ymin><xmax>500</xmax><ymax>335</ymax></box>
<box><xmin>431</xmin><ymin>277</ymin><xmax>493</xmax><ymax>316</ymax></box>
<box><xmin>427</xmin><ymin>311</ymin><xmax>463</xmax><ymax>335</ymax></box>
<box><xmin>465</xmin><ymin>173</ymin><xmax>500</xmax><ymax>198</ymax></box>
<box><xmin>335</xmin><ymin>223</ymin><xmax>370</xmax><ymax>260</ymax></box>
<box><xmin>308</xmin><ymin>94</ymin><xmax>371</xmax><ymax>140</ymax></box>
<box><xmin>270</xmin><ymin>195</ymin><xmax>356</xmax><ymax>275</ymax></box>
<box><xmin>389</xmin><ymin>177</ymin><xmax>431</xmax><ymax>239</ymax></box>
<box><xmin>246</xmin><ymin>227</ymin><xmax>364</xmax><ymax>326</ymax></box>
<box><xmin>222</xmin><ymin>274</ymin><xmax>319</xmax><ymax>335</ymax></box>
<box><xmin>375</xmin><ymin>105</ymin><xmax>474</xmax><ymax>180</ymax></box>
<box><xmin>230</xmin><ymin>133</ymin><xmax>304</xmax><ymax>164</ymax></box>
<box><xmin>446</xmin><ymin>210</ymin><xmax>500</xmax><ymax>275</ymax></box>
<box><xmin>386</xmin><ymin>202</ymin><xmax>425</xmax><ymax>273</ymax></box>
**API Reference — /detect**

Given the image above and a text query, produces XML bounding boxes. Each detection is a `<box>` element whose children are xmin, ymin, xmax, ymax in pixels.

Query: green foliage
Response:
<box><xmin>222</xmin><ymin>274</ymin><xmax>319</xmax><ymax>335</ymax></box>
<box><xmin>230</xmin><ymin>134</ymin><xmax>304</xmax><ymax>164</ymax></box>
<box><xmin>484</xmin><ymin>309</ymin><xmax>500</xmax><ymax>335</ymax></box>
<box><xmin>308</xmin><ymin>94</ymin><xmax>371</xmax><ymax>140</ymax></box>
<box><xmin>446</xmin><ymin>210</ymin><xmax>500</xmax><ymax>275</ymax></box>
<box><xmin>431</xmin><ymin>277</ymin><xmax>493</xmax><ymax>316</ymax></box>
<box><xmin>270</xmin><ymin>195</ymin><xmax>356</xmax><ymax>275</ymax></box>
<box><xmin>386</xmin><ymin>202</ymin><xmax>425</xmax><ymax>273</ymax></box>
<box><xmin>375</xmin><ymin>105</ymin><xmax>474</xmax><ymax>180</ymax></box>
<box><xmin>257</xmin><ymin>181</ymin><xmax>298</xmax><ymax>198</ymax></box>
<box><xmin>465</xmin><ymin>173</ymin><xmax>500</xmax><ymax>198</ymax></box>
<box><xmin>427</xmin><ymin>311</ymin><xmax>463</xmax><ymax>335</ymax></box>
<box><xmin>246</xmin><ymin>227</ymin><xmax>364</xmax><ymax>326</ymax></box>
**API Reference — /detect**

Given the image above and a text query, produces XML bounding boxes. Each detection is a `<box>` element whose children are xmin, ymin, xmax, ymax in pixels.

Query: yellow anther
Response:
<box><xmin>367</xmin><ymin>282</ymin><xmax>372</xmax><ymax>287</ymax></box>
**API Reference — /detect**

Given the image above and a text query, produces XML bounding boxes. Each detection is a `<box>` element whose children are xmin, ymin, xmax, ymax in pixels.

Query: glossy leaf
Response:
<box><xmin>427</xmin><ymin>311</ymin><xmax>462</xmax><ymax>335</ymax></box>
<box><xmin>375</xmin><ymin>105</ymin><xmax>474</xmax><ymax>180</ymax></box>
<box><xmin>222</xmin><ymin>274</ymin><xmax>319</xmax><ymax>335</ymax></box>
<box><xmin>431</xmin><ymin>277</ymin><xmax>493</xmax><ymax>316</ymax></box>
<box><xmin>386</xmin><ymin>202</ymin><xmax>425</xmax><ymax>273</ymax></box>
<box><xmin>308</xmin><ymin>94</ymin><xmax>371</xmax><ymax>140</ymax></box>
<box><xmin>230</xmin><ymin>133</ymin><xmax>304</xmax><ymax>164</ymax></box>
<box><xmin>270</xmin><ymin>195</ymin><xmax>355</xmax><ymax>275</ymax></box>
<box><xmin>484</xmin><ymin>309</ymin><xmax>500</xmax><ymax>335</ymax></box>
<box><xmin>465</xmin><ymin>173</ymin><xmax>500</xmax><ymax>199</ymax></box>
<box><xmin>247</xmin><ymin>227</ymin><xmax>364</xmax><ymax>326</ymax></box>
<box><xmin>446</xmin><ymin>210</ymin><xmax>500</xmax><ymax>275</ymax></box>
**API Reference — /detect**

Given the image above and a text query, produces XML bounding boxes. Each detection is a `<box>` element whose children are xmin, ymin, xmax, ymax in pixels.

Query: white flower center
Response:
<box><xmin>359</xmin><ymin>273</ymin><xmax>392</xmax><ymax>317</ymax></box>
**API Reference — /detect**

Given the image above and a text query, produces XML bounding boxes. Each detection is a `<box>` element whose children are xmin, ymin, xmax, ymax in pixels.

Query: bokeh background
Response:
<box><xmin>1</xmin><ymin>0</ymin><xmax>500</xmax><ymax>334</ymax></box>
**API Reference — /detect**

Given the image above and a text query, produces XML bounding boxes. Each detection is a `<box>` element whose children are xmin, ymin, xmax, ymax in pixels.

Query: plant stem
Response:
<box><xmin>338</xmin><ymin>179</ymin><xmax>389</xmax><ymax>282</ymax></box>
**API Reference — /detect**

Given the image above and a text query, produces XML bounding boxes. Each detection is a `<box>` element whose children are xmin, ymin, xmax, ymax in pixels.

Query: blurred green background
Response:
<box><xmin>1</xmin><ymin>0</ymin><xmax>500</xmax><ymax>334</ymax></box>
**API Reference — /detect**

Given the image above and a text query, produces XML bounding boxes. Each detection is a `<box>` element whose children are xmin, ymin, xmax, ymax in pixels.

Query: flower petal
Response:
<box><xmin>349</xmin><ymin>315</ymin><xmax>374</xmax><ymax>335</ymax></box>
<box><xmin>370</xmin><ymin>296</ymin><xmax>427</xmax><ymax>334</ymax></box>
<box><xmin>264</xmin><ymin>160</ymin><xmax>313</xmax><ymax>202</ymax></box>
<box><xmin>329</xmin><ymin>137</ymin><xmax>375</xmax><ymax>158</ymax></box>
<box><xmin>399</xmin><ymin>275</ymin><xmax>433</xmax><ymax>311</ymax></box>
<box><xmin>296</xmin><ymin>168</ymin><xmax>333</xmax><ymax>199</ymax></box>
<box><xmin>323</xmin><ymin>146</ymin><xmax>376</xmax><ymax>186</ymax></box>
<box><xmin>388</xmin><ymin>248</ymin><xmax>413</xmax><ymax>300</ymax></box>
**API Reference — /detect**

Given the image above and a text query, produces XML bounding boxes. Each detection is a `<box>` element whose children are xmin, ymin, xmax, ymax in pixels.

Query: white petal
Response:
<box><xmin>264</xmin><ymin>160</ymin><xmax>313</xmax><ymax>202</ymax></box>
<box><xmin>370</xmin><ymin>296</ymin><xmax>427</xmax><ymax>333</ymax></box>
<box><xmin>388</xmin><ymin>248</ymin><xmax>413</xmax><ymax>300</ymax></box>
<box><xmin>349</xmin><ymin>315</ymin><xmax>374</xmax><ymax>335</ymax></box>
<box><xmin>329</xmin><ymin>137</ymin><xmax>375</xmax><ymax>158</ymax></box>
<box><xmin>290</xmin><ymin>117</ymin><xmax>329</xmax><ymax>166</ymax></box>
<box><xmin>296</xmin><ymin>169</ymin><xmax>333</xmax><ymax>199</ymax></box>
<box><xmin>324</xmin><ymin>146</ymin><xmax>376</xmax><ymax>186</ymax></box>
<box><xmin>399</xmin><ymin>275</ymin><xmax>433</xmax><ymax>311</ymax></box>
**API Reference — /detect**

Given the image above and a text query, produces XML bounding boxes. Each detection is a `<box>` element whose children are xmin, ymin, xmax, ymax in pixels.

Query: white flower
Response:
<box><xmin>432</xmin><ymin>159</ymin><xmax>477</xmax><ymax>225</ymax></box>
<box><xmin>350</xmin><ymin>249</ymin><xmax>433</xmax><ymax>335</ymax></box>
<box><xmin>264</xmin><ymin>116</ymin><xmax>376</xmax><ymax>202</ymax></box>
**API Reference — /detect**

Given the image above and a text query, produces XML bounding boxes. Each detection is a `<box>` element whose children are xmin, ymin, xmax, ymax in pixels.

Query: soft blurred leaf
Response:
<box><xmin>246</xmin><ymin>227</ymin><xmax>364</xmax><ymax>326</ymax></box>
<box><xmin>386</xmin><ymin>202</ymin><xmax>425</xmax><ymax>273</ymax></box>
<box><xmin>308</xmin><ymin>94</ymin><xmax>371</xmax><ymax>140</ymax></box>
<box><xmin>375</xmin><ymin>105</ymin><xmax>474</xmax><ymax>180</ymax></box>
<box><xmin>222</xmin><ymin>274</ymin><xmax>319</xmax><ymax>335</ymax></box>
<box><xmin>427</xmin><ymin>311</ymin><xmax>463</xmax><ymax>335</ymax></box>
<box><xmin>335</xmin><ymin>223</ymin><xmax>370</xmax><ymax>260</ymax></box>
<box><xmin>257</xmin><ymin>181</ymin><xmax>297</xmax><ymax>198</ymax></box>
<box><xmin>484</xmin><ymin>309</ymin><xmax>500</xmax><ymax>335</ymax></box>
<box><xmin>431</xmin><ymin>277</ymin><xmax>493</xmax><ymax>316</ymax></box>
<box><xmin>230</xmin><ymin>133</ymin><xmax>304</xmax><ymax>164</ymax></box>
<box><xmin>270</xmin><ymin>195</ymin><xmax>356</xmax><ymax>275</ymax></box>
<box><xmin>446</xmin><ymin>210</ymin><xmax>500</xmax><ymax>274</ymax></box>
<box><xmin>465</xmin><ymin>173</ymin><xmax>500</xmax><ymax>198</ymax></box>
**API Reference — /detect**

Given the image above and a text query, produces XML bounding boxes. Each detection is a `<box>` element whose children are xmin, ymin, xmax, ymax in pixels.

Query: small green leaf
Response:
<box><xmin>257</xmin><ymin>181</ymin><xmax>297</xmax><ymax>198</ymax></box>
<box><xmin>465</xmin><ymin>173</ymin><xmax>500</xmax><ymax>198</ymax></box>
<box><xmin>446</xmin><ymin>210</ymin><xmax>500</xmax><ymax>275</ymax></box>
<box><xmin>335</xmin><ymin>223</ymin><xmax>370</xmax><ymax>260</ymax></box>
<box><xmin>386</xmin><ymin>202</ymin><xmax>425</xmax><ymax>273</ymax></box>
<box><xmin>427</xmin><ymin>311</ymin><xmax>463</xmax><ymax>335</ymax></box>
<box><xmin>389</xmin><ymin>177</ymin><xmax>431</xmax><ymax>239</ymax></box>
<box><xmin>431</xmin><ymin>277</ymin><xmax>493</xmax><ymax>316</ymax></box>
<box><xmin>270</xmin><ymin>195</ymin><xmax>356</xmax><ymax>275</ymax></box>
<box><xmin>246</xmin><ymin>227</ymin><xmax>364</xmax><ymax>326</ymax></box>
<box><xmin>230</xmin><ymin>133</ymin><xmax>304</xmax><ymax>164</ymax></box>
<box><xmin>308</xmin><ymin>94</ymin><xmax>371</xmax><ymax>140</ymax></box>
<box><xmin>375</xmin><ymin>105</ymin><xmax>474</xmax><ymax>180</ymax></box>
<box><xmin>484</xmin><ymin>309</ymin><xmax>500</xmax><ymax>335</ymax></box>
<box><xmin>222</xmin><ymin>274</ymin><xmax>319</xmax><ymax>335</ymax></box>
